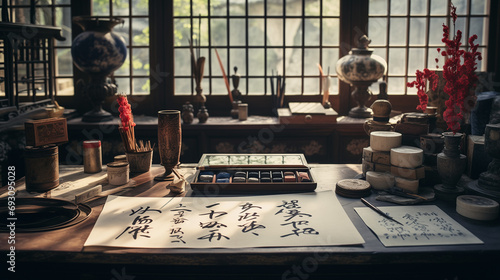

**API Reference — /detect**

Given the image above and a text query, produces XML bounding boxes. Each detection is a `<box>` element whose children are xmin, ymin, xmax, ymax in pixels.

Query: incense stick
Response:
<box><xmin>214</xmin><ymin>48</ymin><xmax>233</xmax><ymax>103</ymax></box>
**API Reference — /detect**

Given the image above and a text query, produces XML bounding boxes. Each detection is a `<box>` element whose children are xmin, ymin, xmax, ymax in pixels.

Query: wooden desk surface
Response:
<box><xmin>2</xmin><ymin>164</ymin><xmax>500</xmax><ymax>279</ymax></box>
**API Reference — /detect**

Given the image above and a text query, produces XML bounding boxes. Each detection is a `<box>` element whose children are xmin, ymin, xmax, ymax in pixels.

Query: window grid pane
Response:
<box><xmin>173</xmin><ymin>0</ymin><xmax>341</xmax><ymax>96</ymax></box>
<box><xmin>369</xmin><ymin>0</ymin><xmax>489</xmax><ymax>95</ymax></box>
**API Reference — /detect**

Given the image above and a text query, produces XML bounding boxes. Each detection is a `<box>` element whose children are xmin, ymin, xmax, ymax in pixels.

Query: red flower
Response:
<box><xmin>407</xmin><ymin>3</ymin><xmax>481</xmax><ymax>134</ymax></box>
<box><xmin>407</xmin><ymin>69</ymin><xmax>438</xmax><ymax>111</ymax></box>
<box><xmin>439</xmin><ymin>3</ymin><xmax>481</xmax><ymax>133</ymax></box>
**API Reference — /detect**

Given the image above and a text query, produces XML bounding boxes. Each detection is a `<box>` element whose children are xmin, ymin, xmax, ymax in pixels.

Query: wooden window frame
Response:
<box><xmin>8</xmin><ymin>0</ymin><xmax>497</xmax><ymax>117</ymax></box>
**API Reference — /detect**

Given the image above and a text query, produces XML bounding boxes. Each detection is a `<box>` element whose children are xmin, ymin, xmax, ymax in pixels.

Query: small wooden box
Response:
<box><xmin>25</xmin><ymin>118</ymin><xmax>68</xmax><ymax>147</ymax></box>
<box><xmin>278</xmin><ymin>102</ymin><xmax>338</xmax><ymax>124</ymax></box>
<box><xmin>190</xmin><ymin>154</ymin><xmax>317</xmax><ymax>193</ymax></box>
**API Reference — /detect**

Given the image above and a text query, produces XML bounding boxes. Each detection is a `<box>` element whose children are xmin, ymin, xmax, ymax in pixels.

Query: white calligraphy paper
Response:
<box><xmin>84</xmin><ymin>191</ymin><xmax>364</xmax><ymax>249</ymax></box>
<box><xmin>355</xmin><ymin>205</ymin><xmax>483</xmax><ymax>247</ymax></box>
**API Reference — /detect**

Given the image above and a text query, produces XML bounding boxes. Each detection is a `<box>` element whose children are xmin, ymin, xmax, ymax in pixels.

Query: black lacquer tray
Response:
<box><xmin>0</xmin><ymin>197</ymin><xmax>92</xmax><ymax>232</ymax></box>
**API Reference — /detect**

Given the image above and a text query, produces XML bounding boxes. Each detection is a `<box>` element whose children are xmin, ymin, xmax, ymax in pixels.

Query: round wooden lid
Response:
<box><xmin>336</xmin><ymin>179</ymin><xmax>372</xmax><ymax>198</ymax></box>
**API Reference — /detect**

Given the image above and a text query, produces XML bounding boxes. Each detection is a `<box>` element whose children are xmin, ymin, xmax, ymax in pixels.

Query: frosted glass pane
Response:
<box><xmin>454</xmin><ymin>0</ymin><xmax>467</xmax><ymax>15</ymax></box>
<box><xmin>369</xmin><ymin>0</ymin><xmax>388</xmax><ymax>16</ymax></box>
<box><xmin>471</xmin><ymin>0</ymin><xmax>488</xmax><ymax>15</ymax></box>
<box><xmin>429</xmin><ymin>18</ymin><xmax>445</xmax><ymax>45</ymax></box>
<box><xmin>287</xmin><ymin>18</ymin><xmax>303</xmax><ymax>46</ymax></box>
<box><xmin>430</xmin><ymin>0</ymin><xmax>447</xmax><ymax>15</ymax></box>
<box><xmin>133</xmin><ymin>78</ymin><xmax>149</xmax><ymax>95</ymax></box>
<box><xmin>248</xmin><ymin>78</ymin><xmax>264</xmax><ymax>95</ymax></box>
<box><xmin>267</xmin><ymin>1</ymin><xmax>283</xmax><ymax>16</ymax></box>
<box><xmin>407</xmin><ymin>48</ymin><xmax>425</xmax><ymax>75</ymax></box>
<box><xmin>285</xmin><ymin>48</ymin><xmax>302</xmax><ymax>76</ymax></box>
<box><xmin>387</xmin><ymin>77</ymin><xmax>405</xmax><ymax>95</ymax></box>
<box><xmin>303</xmin><ymin>78</ymin><xmax>320</xmax><ymax>95</ymax></box>
<box><xmin>230</xmin><ymin>19</ymin><xmax>246</xmax><ymax>46</ymax></box>
<box><xmin>267</xmin><ymin>19</ymin><xmax>284</xmax><ymax>46</ymax></box>
<box><xmin>248</xmin><ymin>19</ymin><xmax>265</xmax><ymax>46</ymax></box>
<box><xmin>248</xmin><ymin>49</ymin><xmax>265</xmax><ymax>76</ymax></box>
<box><xmin>388</xmin><ymin>48</ymin><xmax>406</xmax><ymax>75</ymax></box>
<box><xmin>389</xmin><ymin>18</ymin><xmax>406</xmax><ymax>45</ymax></box>
<box><xmin>323</xmin><ymin>0</ymin><xmax>340</xmax><ymax>16</ymax></box>
<box><xmin>211</xmin><ymin>19</ymin><xmax>227</xmax><ymax>46</ymax></box>
<box><xmin>322</xmin><ymin>48</ymin><xmax>339</xmax><ymax>77</ymax></box>
<box><xmin>304</xmin><ymin>49</ymin><xmax>320</xmax><ymax>75</ymax></box>
<box><xmin>323</xmin><ymin>18</ymin><xmax>340</xmax><ymax>46</ymax></box>
<box><xmin>229</xmin><ymin>0</ymin><xmax>245</xmax><ymax>16</ymax></box>
<box><xmin>410</xmin><ymin>0</ymin><xmax>427</xmax><ymax>15</ymax></box>
<box><xmin>390</xmin><ymin>0</ymin><xmax>407</xmax><ymax>15</ymax></box>
<box><xmin>285</xmin><ymin>78</ymin><xmax>301</xmax><ymax>95</ymax></box>
<box><xmin>369</xmin><ymin>18</ymin><xmax>387</xmax><ymax>46</ymax></box>
<box><xmin>409</xmin><ymin>18</ymin><xmax>426</xmax><ymax>46</ymax></box>
<box><xmin>305</xmin><ymin>0</ymin><xmax>320</xmax><ymax>16</ymax></box>
<box><xmin>174</xmin><ymin>48</ymin><xmax>191</xmax><ymax>76</ymax></box>
<box><xmin>175</xmin><ymin>78</ymin><xmax>192</xmax><ymax>95</ymax></box>
<box><xmin>470</xmin><ymin>17</ymin><xmax>487</xmax><ymax>45</ymax></box>
<box><xmin>304</xmin><ymin>19</ymin><xmax>319</xmax><ymax>46</ymax></box>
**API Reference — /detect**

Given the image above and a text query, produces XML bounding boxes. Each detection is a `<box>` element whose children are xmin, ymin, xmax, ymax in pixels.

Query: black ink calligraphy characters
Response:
<box><xmin>169</xmin><ymin>203</ymin><xmax>192</xmax><ymax>244</ymax></box>
<box><xmin>198</xmin><ymin>203</ymin><xmax>230</xmax><ymax>242</ymax></box>
<box><xmin>116</xmin><ymin>206</ymin><xmax>162</xmax><ymax>240</ymax></box>
<box><xmin>238</xmin><ymin>202</ymin><xmax>266</xmax><ymax>236</ymax></box>
<box><xmin>275</xmin><ymin>200</ymin><xmax>319</xmax><ymax>238</ymax></box>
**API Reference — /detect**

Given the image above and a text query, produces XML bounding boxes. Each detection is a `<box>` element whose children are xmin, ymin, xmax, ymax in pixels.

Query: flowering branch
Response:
<box><xmin>406</xmin><ymin>3</ymin><xmax>482</xmax><ymax>134</ymax></box>
<box><xmin>438</xmin><ymin>3</ymin><xmax>482</xmax><ymax>133</ymax></box>
<box><xmin>407</xmin><ymin>69</ymin><xmax>438</xmax><ymax>111</ymax></box>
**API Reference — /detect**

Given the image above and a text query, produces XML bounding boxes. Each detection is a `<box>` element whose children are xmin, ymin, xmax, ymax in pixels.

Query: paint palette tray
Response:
<box><xmin>191</xmin><ymin>154</ymin><xmax>317</xmax><ymax>193</ymax></box>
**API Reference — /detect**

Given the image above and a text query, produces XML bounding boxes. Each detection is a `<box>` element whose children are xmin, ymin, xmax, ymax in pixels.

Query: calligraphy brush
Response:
<box><xmin>214</xmin><ymin>48</ymin><xmax>232</xmax><ymax>103</ymax></box>
<box><xmin>361</xmin><ymin>198</ymin><xmax>404</xmax><ymax>226</ymax></box>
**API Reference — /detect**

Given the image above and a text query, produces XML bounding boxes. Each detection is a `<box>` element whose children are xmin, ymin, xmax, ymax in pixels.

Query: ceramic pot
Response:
<box><xmin>71</xmin><ymin>16</ymin><xmax>127</xmax><ymax>122</ymax></box>
<box><xmin>197</xmin><ymin>106</ymin><xmax>209</xmax><ymax>123</ymax></box>
<box><xmin>182</xmin><ymin>102</ymin><xmax>194</xmax><ymax>124</ymax></box>
<box><xmin>435</xmin><ymin>132</ymin><xmax>466</xmax><ymax>201</ymax></box>
<box><xmin>126</xmin><ymin>150</ymin><xmax>153</xmax><ymax>173</ymax></box>
<box><xmin>71</xmin><ymin>16</ymin><xmax>127</xmax><ymax>76</ymax></box>
<box><xmin>335</xmin><ymin>35</ymin><xmax>387</xmax><ymax>118</ymax></box>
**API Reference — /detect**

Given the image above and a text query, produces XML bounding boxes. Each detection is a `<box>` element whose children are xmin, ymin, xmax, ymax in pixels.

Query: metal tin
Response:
<box><xmin>24</xmin><ymin>145</ymin><xmax>59</xmax><ymax>193</ymax></box>
<box><xmin>107</xmin><ymin>161</ymin><xmax>129</xmax><ymax>185</ymax></box>
<box><xmin>83</xmin><ymin>140</ymin><xmax>102</xmax><ymax>173</ymax></box>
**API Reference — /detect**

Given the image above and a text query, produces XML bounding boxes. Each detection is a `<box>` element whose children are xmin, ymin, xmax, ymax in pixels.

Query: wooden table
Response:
<box><xmin>1</xmin><ymin>164</ymin><xmax>500</xmax><ymax>280</ymax></box>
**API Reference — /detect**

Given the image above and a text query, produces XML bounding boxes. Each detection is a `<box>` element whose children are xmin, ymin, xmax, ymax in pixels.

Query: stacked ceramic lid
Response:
<box><xmin>364</xmin><ymin>131</ymin><xmax>425</xmax><ymax>194</ymax></box>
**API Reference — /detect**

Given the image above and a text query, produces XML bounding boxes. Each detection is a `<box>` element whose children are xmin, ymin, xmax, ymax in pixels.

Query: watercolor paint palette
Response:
<box><xmin>191</xmin><ymin>154</ymin><xmax>317</xmax><ymax>193</ymax></box>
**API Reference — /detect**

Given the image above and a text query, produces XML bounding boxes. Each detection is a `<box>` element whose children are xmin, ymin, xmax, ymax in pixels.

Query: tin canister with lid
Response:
<box><xmin>24</xmin><ymin>145</ymin><xmax>59</xmax><ymax>193</ymax></box>
<box><xmin>107</xmin><ymin>161</ymin><xmax>129</xmax><ymax>185</ymax></box>
<box><xmin>83</xmin><ymin>140</ymin><xmax>102</xmax><ymax>173</ymax></box>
